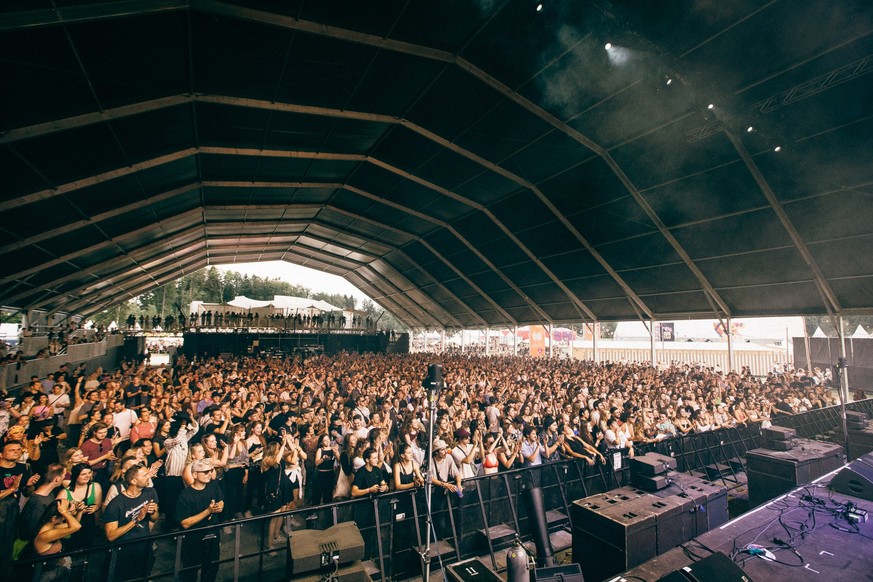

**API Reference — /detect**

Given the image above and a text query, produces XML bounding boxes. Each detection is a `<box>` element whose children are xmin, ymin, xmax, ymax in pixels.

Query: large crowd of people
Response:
<box><xmin>0</xmin><ymin>349</ymin><xmax>844</xmax><ymax>580</ymax></box>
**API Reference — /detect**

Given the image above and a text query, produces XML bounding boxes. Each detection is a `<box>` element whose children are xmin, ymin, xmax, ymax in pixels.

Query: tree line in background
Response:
<box><xmin>90</xmin><ymin>266</ymin><xmax>406</xmax><ymax>331</ymax></box>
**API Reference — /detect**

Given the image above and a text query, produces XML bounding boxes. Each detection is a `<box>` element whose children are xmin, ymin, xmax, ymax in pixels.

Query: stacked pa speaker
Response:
<box><xmin>630</xmin><ymin>452</ymin><xmax>678</xmax><ymax>492</ymax></box>
<box><xmin>746</xmin><ymin>438</ymin><xmax>844</xmax><ymax>507</ymax></box>
<box><xmin>571</xmin><ymin>475</ymin><xmax>728</xmax><ymax>582</ymax></box>
<box><xmin>288</xmin><ymin>522</ymin><xmax>370</xmax><ymax>582</ymax></box>
<box><xmin>846</xmin><ymin>411</ymin><xmax>873</xmax><ymax>460</ymax></box>
<box><xmin>762</xmin><ymin>425</ymin><xmax>797</xmax><ymax>451</ymax></box>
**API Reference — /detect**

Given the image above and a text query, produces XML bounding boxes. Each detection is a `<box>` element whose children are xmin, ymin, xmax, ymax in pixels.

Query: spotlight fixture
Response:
<box><xmin>604</xmin><ymin>42</ymin><xmax>612</xmax><ymax>50</ymax></box>
<box><xmin>707</xmin><ymin>103</ymin><xmax>714</xmax><ymax>110</ymax></box>
<box><xmin>774</xmin><ymin>146</ymin><xmax>782</xmax><ymax>152</ymax></box>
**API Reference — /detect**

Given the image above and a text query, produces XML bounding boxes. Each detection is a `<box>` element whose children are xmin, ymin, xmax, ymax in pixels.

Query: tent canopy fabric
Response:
<box><xmin>2</xmin><ymin>2</ymin><xmax>872</xmax><ymax>329</ymax></box>
<box><xmin>226</xmin><ymin>297</ymin><xmax>275</xmax><ymax>310</ymax></box>
<box><xmin>194</xmin><ymin>295</ymin><xmax>341</xmax><ymax>314</ymax></box>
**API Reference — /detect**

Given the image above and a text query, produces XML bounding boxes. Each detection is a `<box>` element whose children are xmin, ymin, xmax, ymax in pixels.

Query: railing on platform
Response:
<box><xmin>1</xmin><ymin>334</ymin><xmax>124</xmax><ymax>390</ymax></box>
<box><xmin>12</xmin><ymin>399</ymin><xmax>871</xmax><ymax>582</ymax></box>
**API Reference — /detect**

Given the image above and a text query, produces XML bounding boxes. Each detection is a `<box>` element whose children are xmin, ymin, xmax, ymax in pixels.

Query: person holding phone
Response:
<box><xmin>58</xmin><ymin>462</ymin><xmax>103</xmax><ymax>550</ymax></box>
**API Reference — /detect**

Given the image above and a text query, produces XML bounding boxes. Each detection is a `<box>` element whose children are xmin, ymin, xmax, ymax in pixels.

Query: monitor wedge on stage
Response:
<box><xmin>656</xmin><ymin>551</ymin><xmax>753</xmax><ymax>582</ymax></box>
<box><xmin>830</xmin><ymin>452</ymin><xmax>873</xmax><ymax>501</ymax></box>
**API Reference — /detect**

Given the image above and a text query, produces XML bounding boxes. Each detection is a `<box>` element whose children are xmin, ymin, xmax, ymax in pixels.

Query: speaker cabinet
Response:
<box><xmin>848</xmin><ymin>427</ymin><xmax>873</xmax><ymax>461</ymax></box>
<box><xmin>746</xmin><ymin>440</ymin><xmax>844</xmax><ymax>507</ymax></box>
<box><xmin>762</xmin><ymin>426</ymin><xmax>796</xmax><ymax>441</ymax></box>
<box><xmin>632</xmin><ymin>471</ymin><xmax>676</xmax><ymax>492</ymax></box>
<box><xmin>830</xmin><ymin>453</ymin><xmax>873</xmax><ymax>501</ymax></box>
<box><xmin>635</xmin><ymin>495</ymin><xmax>691</xmax><ymax>554</ymax></box>
<box><xmin>649</xmin><ymin>473</ymin><xmax>727</xmax><ymax>537</ymax></box>
<box><xmin>291</xmin><ymin>561</ymin><xmax>371</xmax><ymax>582</ymax></box>
<box><xmin>534</xmin><ymin>563</ymin><xmax>585</xmax><ymax>582</ymax></box>
<box><xmin>656</xmin><ymin>551</ymin><xmax>754</xmax><ymax>582</ymax></box>
<box><xmin>288</xmin><ymin>522</ymin><xmax>365</xmax><ymax>575</ymax></box>
<box><xmin>571</xmin><ymin>499</ymin><xmax>657</xmax><ymax>582</ymax></box>
<box><xmin>630</xmin><ymin>453</ymin><xmax>678</xmax><ymax>476</ymax></box>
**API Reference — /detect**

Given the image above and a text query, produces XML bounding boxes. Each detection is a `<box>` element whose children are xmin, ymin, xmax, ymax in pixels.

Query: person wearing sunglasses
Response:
<box><xmin>175</xmin><ymin>459</ymin><xmax>224</xmax><ymax>582</ymax></box>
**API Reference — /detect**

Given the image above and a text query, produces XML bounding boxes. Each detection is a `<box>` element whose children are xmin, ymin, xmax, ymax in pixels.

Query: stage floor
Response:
<box><xmin>619</xmin><ymin>467</ymin><xmax>873</xmax><ymax>582</ymax></box>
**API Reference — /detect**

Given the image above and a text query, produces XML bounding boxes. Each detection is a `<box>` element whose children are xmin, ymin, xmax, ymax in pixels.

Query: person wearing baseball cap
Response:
<box><xmin>451</xmin><ymin>428</ymin><xmax>480</xmax><ymax>480</ymax></box>
<box><xmin>428</xmin><ymin>438</ymin><xmax>461</xmax><ymax>539</ymax></box>
<box><xmin>430</xmin><ymin>439</ymin><xmax>461</xmax><ymax>491</ymax></box>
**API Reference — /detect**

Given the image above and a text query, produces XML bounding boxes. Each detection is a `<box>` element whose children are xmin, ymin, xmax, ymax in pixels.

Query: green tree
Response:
<box><xmin>203</xmin><ymin>267</ymin><xmax>223</xmax><ymax>303</ymax></box>
<box><xmin>85</xmin><ymin>266</ymin><xmax>412</xmax><ymax>332</ymax></box>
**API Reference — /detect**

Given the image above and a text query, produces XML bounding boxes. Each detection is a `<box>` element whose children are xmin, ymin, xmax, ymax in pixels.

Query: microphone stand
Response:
<box><xmin>419</xmin><ymin>364</ymin><xmax>442</xmax><ymax>582</ymax></box>
<box><xmin>421</xmin><ymin>387</ymin><xmax>438</xmax><ymax>582</ymax></box>
<box><xmin>834</xmin><ymin>357</ymin><xmax>849</xmax><ymax>458</ymax></box>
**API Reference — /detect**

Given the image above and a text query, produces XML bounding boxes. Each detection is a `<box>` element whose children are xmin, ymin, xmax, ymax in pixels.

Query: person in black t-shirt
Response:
<box><xmin>351</xmin><ymin>448</ymin><xmax>387</xmax><ymax>560</ymax></box>
<box><xmin>176</xmin><ymin>458</ymin><xmax>224</xmax><ymax>582</ymax></box>
<box><xmin>103</xmin><ymin>465</ymin><xmax>159</xmax><ymax>581</ymax></box>
<box><xmin>0</xmin><ymin>440</ymin><xmax>38</xmax><ymax>577</ymax></box>
<box><xmin>19</xmin><ymin>464</ymin><xmax>64</xmax><ymax>541</ymax></box>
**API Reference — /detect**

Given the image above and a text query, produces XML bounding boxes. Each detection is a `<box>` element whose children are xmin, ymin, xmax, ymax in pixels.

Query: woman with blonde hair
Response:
<box><xmin>61</xmin><ymin>447</ymin><xmax>85</xmax><ymax>487</ymax></box>
<box><xmin>181</xmin><ymin>443</ymin><xmax>207</xmax><ymax>487</ymax></box>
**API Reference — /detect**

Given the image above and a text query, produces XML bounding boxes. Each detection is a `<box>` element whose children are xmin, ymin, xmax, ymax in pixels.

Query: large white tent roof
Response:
<box><xmin>194</xmin><ymin>295</ymin><xmax>342</xmax><ymax>313</ymax></box>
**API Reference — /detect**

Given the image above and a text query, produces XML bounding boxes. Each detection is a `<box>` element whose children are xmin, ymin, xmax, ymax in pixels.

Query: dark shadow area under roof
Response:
<box><xmin>1</xmin><ymin>0</ymin><xmax>872</xmax><ymax>329</ymax></box>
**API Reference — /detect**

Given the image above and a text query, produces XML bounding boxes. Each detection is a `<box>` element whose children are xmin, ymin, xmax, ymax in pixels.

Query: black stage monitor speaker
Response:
<box><xmin>289</xmin><ymin>522</ymin><xmax>365</xmax><ymax>575</ymax></box>
<box><xmin>746</xmin><ymin>440</ymin><xmax>844</xmax><ymax>507</ymax></box>
<box><xmin>763</xmin><ymin>438</ymin><xmax>794</xmax><ymax>451</ymax></box>
<box><xmin>291</xmin><ymin>561</ymin><xmax>371</xmax><ymax>582</ymax></box>
<box><xmin>830</xmin><ymin>452</ymin><xmax>873</xmax><ymax>501</ymax></box>
<box><xmin>845</xmin><ymin>411</ymin><xmax>867</xmax><ymax>423</ymax></box>
<box><xmin>632</xmin><ymin>471</ymin><xmax>675</xmax><ymax>492</ymax></box>
<box><xmin>630</xmin><ymin>453</ymin><xmax>678</xmax><ymax>477</ymax></box>
<box><xmin>656</xmin><ymin>551</ymin><xmax>754</xmax><ymax>582</ymax></box>
<box><xmin>571</xmin><ymin>500</ymin><xmax>657</xmax><ymax>581</ymax></box>
<box><xmin>534</xmin><ymin>563</ymin><xmax>584</xmax><ymax>582</ymax></box>
<box><xmin>762</xmin><ymin>426</ymin><xmax>796</xmax><ymax>441</ymax></box>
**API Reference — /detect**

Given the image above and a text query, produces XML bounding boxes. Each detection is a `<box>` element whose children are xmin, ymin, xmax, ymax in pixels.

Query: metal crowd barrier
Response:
<box><xmin>12</xmin><ymin>399</ymin><xmax>870</xmax><ymax>581</ymax></box>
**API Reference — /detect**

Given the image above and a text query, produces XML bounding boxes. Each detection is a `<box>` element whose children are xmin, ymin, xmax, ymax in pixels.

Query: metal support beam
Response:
<box><xmin>204</xmin><ymin>203</ymin><xmax>493</xmax><ymax>327</ymax></box>
<box><xmin>838</xmin><ymin>315</ymin><xmax>850</xmax><ymax>401</ymax></box>
<box><xmin>592</xmin><ymin>322</ymin><xmax>598</xmax><ymax>364</ymax></box>
<box><xmin>0</xmin><ymin>148</ymin><xmax>197</xmax><ymax>212</ymax></box>
<box><xmin>650</xmin><ymin>320</ymin><xmax>656</xmax><ymax>367</ymax></box>
<box><xmin>725</xmin><ymin>130</ymin><xmax>842</xmax><ymax>316</ymax></box>
<box><xmin>0</xmin><ymin>183</ymin><xmax>200</xmax><ymax>255</ymax></box>
<box><xmin>342</xmin><ymin>184</ymin><xmax>548</xmax><ymax>324</ymax></box>
<box><xmin>0</xmin><ymin>0</ymin><xmax>188</xmax><ymax>31</ymax></box>
<box><xmin>727</xmin><ymin>317</ymin><xmax>735</xmax><ymax>372</ymax></box>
